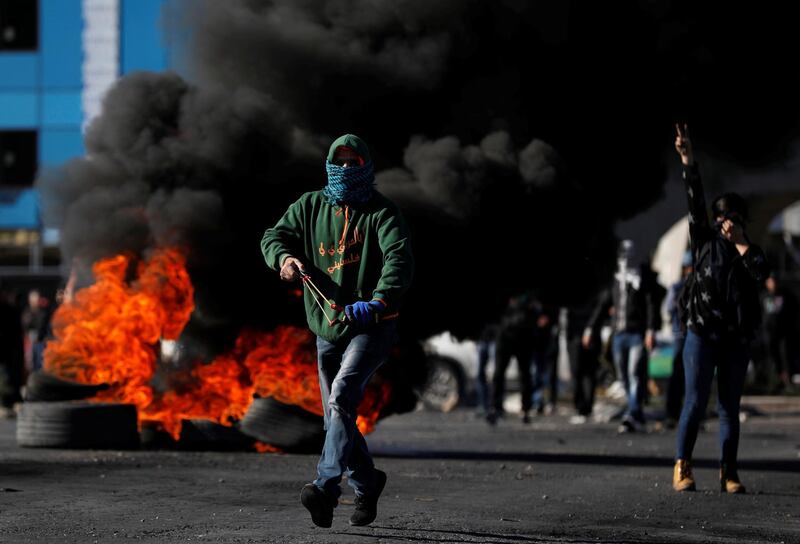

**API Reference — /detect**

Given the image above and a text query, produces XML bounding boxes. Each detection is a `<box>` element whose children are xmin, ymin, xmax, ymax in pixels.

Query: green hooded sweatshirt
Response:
<box><xmin>326</xmin><ymin>133</ymin><xmax>371</xmax><ymax>163</ymax></box>
<box><xmin>261</xmin><ymin>139</ymin><xmax>414</xmax><ymax>343</ymax></box>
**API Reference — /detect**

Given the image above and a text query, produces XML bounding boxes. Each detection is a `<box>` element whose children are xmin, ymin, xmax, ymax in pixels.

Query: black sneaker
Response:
<box><xmin>486</xmin><ymin>409</ymin><xmax>504</xmax><ymax>425</ymax></box>
<box><xmin>300</xmin><ymin>483</ymin><xmax>336</xmax><ymax>528</ymax></box>
<box><xmin>349</xmin><ymin>469</ymin><xmax>387</xmax><ymax>527</ymax></box>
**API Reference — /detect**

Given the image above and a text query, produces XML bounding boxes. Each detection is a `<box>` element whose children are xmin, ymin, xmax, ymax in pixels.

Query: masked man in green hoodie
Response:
<box><xmin>261</xmin><ymin>134</ymin><xmax>413</xmax><ymax>528</ymax></box>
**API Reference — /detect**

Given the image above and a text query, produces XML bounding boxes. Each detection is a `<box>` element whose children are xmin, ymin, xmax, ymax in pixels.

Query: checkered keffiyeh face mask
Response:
<box><xmin>323</xmin><ymin>160</ymin><xmax>375</xmax><ymax>206</ymax></box>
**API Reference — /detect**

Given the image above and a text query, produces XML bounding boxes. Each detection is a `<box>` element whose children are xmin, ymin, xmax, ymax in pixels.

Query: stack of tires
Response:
<box><xmin>16</xmin><ymin>371</ymin><xmax>328</xmax><ymax>453</ymax></box>
<box><xmin>17</xmin><ymin>371</ymin><xmax>139</xmax><ymax>449</ymax></box>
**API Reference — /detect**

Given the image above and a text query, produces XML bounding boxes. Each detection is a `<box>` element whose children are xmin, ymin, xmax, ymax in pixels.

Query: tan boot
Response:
<box><xmin>673</xmin><ymin>459</ymin><xmax>696</xmax><ymax>491</ymax></box>
<box><xmin>720</xmin><ymin>463</ymin><xmax>746</xmax><ymax>494</ymax></box>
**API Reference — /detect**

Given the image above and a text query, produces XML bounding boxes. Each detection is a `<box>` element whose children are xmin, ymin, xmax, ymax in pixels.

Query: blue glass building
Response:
<box><xmin>0</xmin><ymin>0</ymin><xmax>174</xmax><ymax>269</ymax></box>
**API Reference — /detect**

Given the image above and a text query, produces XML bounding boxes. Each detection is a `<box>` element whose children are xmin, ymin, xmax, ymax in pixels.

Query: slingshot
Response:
<box><xmin>298</xmin><ymin>268</ymin><xmax>348</xmax><ymax>327</ymax></box>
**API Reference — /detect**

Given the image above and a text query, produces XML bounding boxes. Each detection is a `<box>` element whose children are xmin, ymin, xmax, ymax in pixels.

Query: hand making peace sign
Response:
<box><xmin>675</xmin><ymin>123</ymin><xmax>694</xmax><ymax>166</ymax></box>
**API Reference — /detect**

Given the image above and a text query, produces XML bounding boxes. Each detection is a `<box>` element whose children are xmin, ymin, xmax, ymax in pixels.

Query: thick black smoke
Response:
<box><xmin>37</xmin><ymin>72</ymin><xmax>322</xmax><ymax>354</ymax></box>
<box><xmin>39</xmin><ymin>1</ymin><xmax>800</xmax><ymax>347</ymax></box>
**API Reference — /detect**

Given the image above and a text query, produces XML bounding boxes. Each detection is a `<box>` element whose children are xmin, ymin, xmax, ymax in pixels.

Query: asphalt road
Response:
<box><xmin>1</xmin><ymin>401</ymin><xmax>798</xmax><ymax>544</ymax></box>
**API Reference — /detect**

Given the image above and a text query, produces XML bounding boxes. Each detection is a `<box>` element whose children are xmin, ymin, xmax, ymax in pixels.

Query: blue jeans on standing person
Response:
<box><xmin>32</xmin><ymin>341</ymin><xmax>46</xmax><ymax>371</ymax></box>
<box><xmin>475</xmin><ymin>340</ymin><xmax>494</xmax><ymax>414</ymax></box>
<box><xmin>612</xmin><ymin>331</ymin><xmax>646</xmax><ymax>423</ymax></box>
<box><xmin>665</xmin><ymin>332</ymin><xmax>687</xmax><ymax>422</ymax></box>
<box><xmin>531</xmin><ymin>349</ymin><xmax>553</xmax><ymax>412</ymax></box>
<box><xmin>313</xmin><ymin>322</ymin><xmax>396</xmax><ymax>501</ymax></box>
<box><xmin>676</xmin><ymin>330</ymin><xmax>749</xmax><ymax>464</ymax></box>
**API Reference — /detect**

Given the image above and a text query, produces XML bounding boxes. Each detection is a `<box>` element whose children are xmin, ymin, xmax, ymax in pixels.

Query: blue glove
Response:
<box><xmin>344</xmin><ymin>300</ymin><xmax>385</xmax><ymax>325</ymax></box>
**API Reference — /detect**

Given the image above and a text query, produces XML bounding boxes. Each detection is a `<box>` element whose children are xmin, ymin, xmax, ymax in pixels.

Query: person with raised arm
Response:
<box><xmin>672</xmin><ymin>124</ymin><xmax>769</xmax><ymax>494</ymax></box>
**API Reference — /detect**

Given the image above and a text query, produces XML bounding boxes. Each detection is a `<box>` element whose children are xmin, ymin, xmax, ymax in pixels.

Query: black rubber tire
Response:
<box><xmin>178</xmin><ymin>419</ymin><xmax>255</xmax><ymax>451</ymax></box>
<box><xmin>419</xmin><ymin>355</ymin><xmax>465</xmax><ymax>413</ymax></box>
<box><xmin>238</xmin><ymin>397</ymin><xmax>325</xmax><ymax>453</ymax></box>
<box><xmin>16</xmin><ymin>401</ymin><xmax>140</xmax><ymax>449</ymax></box>
<box><xmin>23</xmin><ymin>370</ymin><xmax>109</xmax><ymax>402</ymax></box>
<box><xmin>140</xmin><ymin>421</ymin><xmax>178</xmax><ymax>450</ymax></box>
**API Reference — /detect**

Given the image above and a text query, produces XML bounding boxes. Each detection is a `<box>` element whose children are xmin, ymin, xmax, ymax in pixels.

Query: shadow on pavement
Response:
<box><xmin>342</xmin><ymin>526</ymin><xmax>655</xmax><ymax>544</ymax></box>
<box><xmin>374</xmin><ymin>449</ymin><xmax>800</xmax><ymax>473</ymax></box>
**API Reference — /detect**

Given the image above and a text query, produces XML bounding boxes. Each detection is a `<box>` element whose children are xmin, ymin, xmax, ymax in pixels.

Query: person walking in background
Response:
<box><xmin>664</xmin><ymin>251</ymin><xmax>694</xmax><ymax>427</ymax></box>
<box><xmin>569</xmin><ymin>297</ymin><xmax>604</xmax><ymax>424</ymax></box>
<box><xmin>0</xmin><ymin>290</ymin><xmax>24</xmax><ymax>414</ymax></box>
<box><xmin>672</xmin><ymin>124</ymin><xmax>770</xmax><ymax>494</ymax></box>
<box><xmin>531</xmin><ymin>301</ymin><xmax>559</xmax><ymax>415</ymax></box>
<box><xmin>488</xmin><ymin>292</ymin><xmax>538</xmax><ymax>424</ymax></box>
<box><xmin>583</xmin><ymin>240</ymin><xmax>658</xmax><ymax>433</ymax></box>
<box><xmin>761</xmin><ymin>274</ymin><xmax>798</xmax><ymax>392</ymax></box>
<box><xmin>474</xmin><ymin>323</ymin><xmax>498</xmax><ymax>418</ymax></box>
<box><xmin>261</xmin><ymin>134</ymin><xmax>414</xmax><ymax>528</ymax></box>
<box><xmin>21</xmin><ymin>289</ymin><xmax>49</xmax><ymax>376</ymax></box>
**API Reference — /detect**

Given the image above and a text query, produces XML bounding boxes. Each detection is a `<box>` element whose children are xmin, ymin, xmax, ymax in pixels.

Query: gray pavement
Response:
<box><xmin>0</xmin><ymin>400</ymin><xmax>798</xmax><ymax>543</ymax></box>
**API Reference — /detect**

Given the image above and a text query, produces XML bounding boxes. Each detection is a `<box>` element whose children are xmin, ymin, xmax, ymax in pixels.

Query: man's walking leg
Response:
<box><xmin>301</xmin><ymin>336</ymin><xmax>345</xmax><ymax>527</ymax></box>
<box><xmin>318</xmin><ymin>324</ymin><xmax>394</xmax><ymax>526</ymax></box>
<box><xmin>347</xmin><ymin>432</ymin><xmax>387</xmax><ymax>526</ymax></box>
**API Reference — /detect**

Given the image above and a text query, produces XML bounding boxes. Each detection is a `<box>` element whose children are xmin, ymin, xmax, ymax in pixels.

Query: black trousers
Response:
<box><xmin>492</xmin><ymin>334</ymin><xmax>534</xmax><ymax>413</ymax></box>
<box><xmin>570</xmin><ymin>337</ymin><xmax>599</xmax><ymax>416</ymax></box>
<box><xmin>765</xmin><ymin>331</ymin><xmax>792</xmax><ymax>378</ymax></box>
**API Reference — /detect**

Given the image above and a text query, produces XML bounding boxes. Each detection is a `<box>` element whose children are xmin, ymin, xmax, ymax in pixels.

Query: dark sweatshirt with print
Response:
<box><xmin>677</xmin><ymin>163</ymin><xmax>770</xmax><ymax>342</ymax></box>
<box><xmin>261</xmin><ymin>190</ymin><xmax>414</xmax><ymax>343</ymax></box>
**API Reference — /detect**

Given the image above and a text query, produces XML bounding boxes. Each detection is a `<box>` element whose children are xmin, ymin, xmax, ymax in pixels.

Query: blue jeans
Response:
<box><xmin>676</xmin><ymin>330</ymin><xmax>749</xmax><ymax>464</ymax></box>
<box><xmin>313</xmin><ymin>322</ymin><xmax>396</xmax><ymax>500</ymax></box>
<box><xmin>665</xmin><ymin>333</ymin><xmax>686</xmax><ymax>421</ymax></box>
<box><xmin>531</xmin><ymin>348</ymin><xmax>555</xmax><ymax>411</ymax></box>
<box><xmin>475</xmin><ymin>340</ymin><xmax>494</xmax><ymax>413</ymax></box>
<box><xmin>32</xmin><ymin>341</ymin><xmax>46</xmax><ymax>372</ymax></box>
<box><xmin>611</xmin><ymin>332</ymin><xmax>646</xmax><ymax>422</ymax></box>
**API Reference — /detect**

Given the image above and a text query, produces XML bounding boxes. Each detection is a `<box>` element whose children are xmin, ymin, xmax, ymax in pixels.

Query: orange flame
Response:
<box><xmin>254</xmin><ymin>442</ymin><xmax>283</xmax><ymax>454</ymax></box>
<box><xmin>43</xmin><ymin>248</ymin><xmax>391</xmax><ymax>443</ymax></box>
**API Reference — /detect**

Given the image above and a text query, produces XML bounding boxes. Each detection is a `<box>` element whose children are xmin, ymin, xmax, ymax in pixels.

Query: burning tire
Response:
<box><xmin>23</xmin><ymin>370</ymin><xmax>109</xmax><ymax>402</ymax></box>
<box><xmin>16</xmin><ymin>401</ymin><xmax>140</xmax><ymax>449</ymax></box>
<box><xmin>179</xmin><ymin>419</ymin><xmax>255</xmax><ymax>451</ymax></box>
<box><xmin>239</xmin><ymin>397</ymin><xmax>324</xmax><ymax>453</ymax></box>
<box><xmin>419</xmin><ymin>355</ymin><xmax>464</xmax><ymax>413</ymax></box>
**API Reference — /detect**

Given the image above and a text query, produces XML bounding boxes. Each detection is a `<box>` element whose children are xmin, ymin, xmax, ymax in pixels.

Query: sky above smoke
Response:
<box><xmin>38</xmin><ymin>0</ymin><xmax>800</xmax><ymax>340</ymax></box>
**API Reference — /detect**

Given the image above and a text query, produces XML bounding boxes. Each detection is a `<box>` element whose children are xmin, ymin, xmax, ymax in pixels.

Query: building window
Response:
<box><xmin>0</xmin><ymin>131</ymin><xmax>37</xmax><ymax>187</ymax></box>
<box><xmin>0</xmin><ymin>0</ymin><xmax>38</xmax><ymax>50</ymax></box>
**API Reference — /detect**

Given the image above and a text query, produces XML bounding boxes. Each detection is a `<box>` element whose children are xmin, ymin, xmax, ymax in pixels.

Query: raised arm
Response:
<box><xmin>675</xmin><ymin>124</ymin><xmax>713</xmax><ymax>258</ymax></box>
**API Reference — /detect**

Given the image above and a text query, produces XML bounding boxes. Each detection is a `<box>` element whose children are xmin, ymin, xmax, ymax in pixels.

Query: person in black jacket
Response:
<box><xmin>488</xmin><ymin>292</ymin><xmax>538</xmax><ymax>424</ymax></box>
<box><xmin>0</xmin><ymin>290</ymin><xmax>24</xmax><ymax>411</ymax></box>
<box><xmin>569</xmin><ymin>294</ymin><xmax>605</xmax><ymax>422</ymax></box>
<box><xmin>761</xmin><ymin>275</ymin><xmax>798</xmax><ymax>391</ymax></box>
<box><xmin>672</xmin><ymin>124</ymin><xmax>770</xmax><ymax>494</ymax></box>
<box><xmin>583</xmin><ymin>241</ymin><xmax>658</xmax><ymax>433</ymax></box>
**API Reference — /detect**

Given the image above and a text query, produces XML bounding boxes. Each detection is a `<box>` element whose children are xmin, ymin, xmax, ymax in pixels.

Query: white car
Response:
<box><xmin>418</xmin><ymin>331</ymin><xmax>533</xmax><ymax>412</ymax></box>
